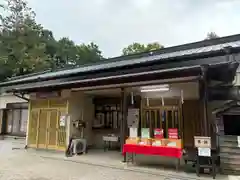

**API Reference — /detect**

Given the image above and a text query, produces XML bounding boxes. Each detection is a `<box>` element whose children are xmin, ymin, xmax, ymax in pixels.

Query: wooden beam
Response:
<box><xmin>120</xmin><ymin>88</ymin><xmax>128</xmax><ymax>153</ymax></box>
<box><xmin>200</xmin><ymin>65</ymin><xmax>209</xmax><ymax>136</ymax></box>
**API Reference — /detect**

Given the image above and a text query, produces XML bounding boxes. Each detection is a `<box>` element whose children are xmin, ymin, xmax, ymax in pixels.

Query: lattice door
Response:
<box><xmin>28</xmin><ymin>110</ymin><xmax>39</xmax><ymax>147</ymax></box>
<box><xmin>37</xmin><ymin>109</ymin><xmax>48</xmax><ymax>148</ymax></box>
<box><xmin>47</xmin><ymin>109</ymin><xmax>58</xmax><ymax>149</ymax></box>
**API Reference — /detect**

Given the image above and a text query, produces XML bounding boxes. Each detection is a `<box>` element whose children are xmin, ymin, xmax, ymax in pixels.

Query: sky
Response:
<box><xmin>26</xmin><ymin>0</ymin><xmax>240</xmax><ymax>57</ymax></box>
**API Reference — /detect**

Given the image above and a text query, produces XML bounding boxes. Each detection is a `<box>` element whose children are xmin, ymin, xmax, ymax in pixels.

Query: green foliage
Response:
<box><xmin>0</xmin><ymin>0</ymin><xmax>103</xmax><ymax>80</ymax></box>
<box><xmin>76</xmin><ymin>42</ymin><xmax>103</xmax><ymax>65</ymax></box>
<box><xmin>122</xmin><ymin>42</ymin><xmax>164</xmax><ymax>55</ymax></box>
<box><xmin>205</xmin><ymin>32</ymin><xmax>219</xmax><ymax>40</ymax></box>
<box><xmin>0</xmin><ymin>0</ymin><xmax>51</xmax><ymax>77</ymax></box>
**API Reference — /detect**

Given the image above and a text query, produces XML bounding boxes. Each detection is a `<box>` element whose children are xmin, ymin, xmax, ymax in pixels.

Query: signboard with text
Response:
<box><xmin>154</xmin><ymin>128</ymin><xmax>164</xmax><ymax>139</ymax></box>
<box><xmin>168</xmin><ymin>128</ymin><xmax>178</xmax><ymax>139</ymax></box>
<box><xmin>194</xmin><ymin>136</ymin><xmax>211</xmax><ymax>148</ymax></box>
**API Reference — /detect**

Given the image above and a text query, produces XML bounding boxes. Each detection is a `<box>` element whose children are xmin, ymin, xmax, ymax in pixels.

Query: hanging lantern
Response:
<box><xmin>181</xmin><ymin>90</ymin><xmax>184</xmax><ymax>104</ymax></box>
<box><xmin>146</xmin><ymin>97</ymin><xmax>149</xmax><ymax>107</ymax></box>
<box><xmin>131</xmin><ymin>92</ymin><xmax>134</xmax><ymax>105</ymax></box>
<box><xmin>161</xmin><ymin>97</ymin><xmax>165</xmax><ymax>106</ymax></box>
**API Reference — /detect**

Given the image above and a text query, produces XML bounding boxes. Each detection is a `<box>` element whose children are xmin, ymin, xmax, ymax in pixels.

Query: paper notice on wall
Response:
<box><xmin>127</xmin><ymin>108</ymin><xmax>139</xmax><ymax>128</ymax></box>
<box><xmin>60</xmin><ymin>115</ymin><xmax>66</xmax><ymax>127</ymax></box>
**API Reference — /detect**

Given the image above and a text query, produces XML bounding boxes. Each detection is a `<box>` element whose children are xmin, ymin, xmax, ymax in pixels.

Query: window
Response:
<box><xmin>93</xmin><ymin>104</ymin><xmax>121</xmax><ymax>129</ymax></box>
<box><xmin>6</xmin><ymin>103</ymin><xmax>28</xmax><ymax>136</ymax></box>
<box><xmin>6</xmin><ymin>110</ymin><xmax>13</xmax><ymax>133</ymax></box>
<box><xmin>20</xmin><ymin>109</ymin><xmax>28</xmax><ymax>133</ymax></box>
<box><xmin>12</xmin><ymin>109</ymin><xmax>21</xmax><ymax>134</ymax></box>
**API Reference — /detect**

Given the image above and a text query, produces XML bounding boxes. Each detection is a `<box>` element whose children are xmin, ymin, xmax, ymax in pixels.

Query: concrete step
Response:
<box><xmin>0</xmin><ymin>136</ymin><xmax>26</xmax><ymax>153</ymax></box>
<box><xmin>220</xmin><ymin>147</ymin><xmax>240</xmax><ymax>154</ymax></box>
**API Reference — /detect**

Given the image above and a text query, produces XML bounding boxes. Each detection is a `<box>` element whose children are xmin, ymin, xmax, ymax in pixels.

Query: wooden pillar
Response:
<box><xmin>0</xmin><ymin>109</ymin><xmax>3</xmax><ymax>135</ymax></box>
<box><xmin>200</xmin><ymin>65</ymin><xmax>209</xmax><ymax>136</ymax></box>
<box><xmin>120</xmin><ymin>88</ymin><xmax>128</xmax><ymax>152</ymax></box>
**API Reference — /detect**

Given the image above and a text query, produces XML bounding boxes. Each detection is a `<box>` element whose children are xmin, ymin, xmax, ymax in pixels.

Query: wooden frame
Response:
<box><xmin>140</xmin><ymin>98</ymin><xmax>182</xmax><ymax>139</ymax></box>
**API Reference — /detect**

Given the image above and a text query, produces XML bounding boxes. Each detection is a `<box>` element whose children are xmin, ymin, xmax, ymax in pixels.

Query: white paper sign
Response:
<box><xmin>141</xmin><ymin>128</ymin><xmax>150</xmax><ymax>138</ymax></box>
<box><xmin>237</xmin><ymin>136</ymin><xmax>240</xmax><ymax>148</ymax></box>
<box><xmin>198</xmin><ymin>147</ymin><xmax>211</xmax><ymax>157</ymax></box>
<box><xmin>60</xmin><ymin>115</ymin><xmax>66</xmax><ymax>127</ymax></box>
<box><xmin>103</xmin><ymin>136</ymin><xmax>118</xmax><ymax>142</ymax></box>
<box><xmin>130</xmin><ymin>127</ymin><xmax>138</xmax><ymax>138</ymax></box>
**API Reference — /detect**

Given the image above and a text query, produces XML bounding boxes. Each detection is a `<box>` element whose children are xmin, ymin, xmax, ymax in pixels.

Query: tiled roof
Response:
<box><xmin>2</xmin><ymin>34</ymin><xmax>240</xmax><ymax>86</ymax></box>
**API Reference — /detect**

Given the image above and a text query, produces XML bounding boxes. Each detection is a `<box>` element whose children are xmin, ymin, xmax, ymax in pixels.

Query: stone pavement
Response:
<box><xmin>1</xmin><ymin>150</ymin><xmax>190</xmax><ymax>180</ymax></box>
<box><xmin>0</xmin><ymin>139</ymin><xmax>239</xmax><ymax>180</ymax></box>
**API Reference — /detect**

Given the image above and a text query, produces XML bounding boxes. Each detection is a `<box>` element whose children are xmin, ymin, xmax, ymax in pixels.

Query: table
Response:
<box><xmin>122</xmin><ymin>144</ymin><xmax>182</xmax><ymax>170</ymax></box>
<box><xmin>103</xmin><ymin>135</ymin><xmax>119</xmax><ymax>151</ymax></box>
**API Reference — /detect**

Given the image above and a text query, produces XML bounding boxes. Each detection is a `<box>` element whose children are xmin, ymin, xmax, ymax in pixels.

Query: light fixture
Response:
<box><xmin>140</xmin><ymin>84</ymin><xmax>169</xmax><ymax>92</ymax></box>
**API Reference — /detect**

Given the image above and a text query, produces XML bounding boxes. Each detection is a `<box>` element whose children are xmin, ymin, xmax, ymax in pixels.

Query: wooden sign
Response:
<box><xmin>168</xmin><ymin>128</ymin><xmax>178</xmax><ymax>139</ymax></box>
<box><xmin>194</xmin><ymin>136</ymin><xmax>211</xmax><ymax>148</ymax></box>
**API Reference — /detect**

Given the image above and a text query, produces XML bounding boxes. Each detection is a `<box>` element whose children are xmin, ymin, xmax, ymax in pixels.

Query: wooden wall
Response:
<box><xmin>182</xmin><ymin>100</ymin><xmax>204</xmax><ymax>148</ymax></box>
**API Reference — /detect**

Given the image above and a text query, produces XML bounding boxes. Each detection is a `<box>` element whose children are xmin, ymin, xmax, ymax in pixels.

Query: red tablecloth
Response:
<box><xmin>123</xmin><ymin>144</ymin><xmax>182</xmax><ymax>158</ymax></box>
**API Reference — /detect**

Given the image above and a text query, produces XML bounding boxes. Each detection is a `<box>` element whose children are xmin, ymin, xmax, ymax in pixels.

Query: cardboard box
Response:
<box><xmin>161</xmin><ymin>138</ymin><xmax>182</xmax><ymax>148</ymax></box>
<box><xmin>125</xmin><ymin>137</ymin><xmax>140</xmax><ymax>144</ymax></box>
<box><xmin>139</xmin><ymin>138</ymin><xmax>152</xmax><ymax>145</ymax></box>
<box><xmin>152</xmin><ymin>139</ymin><xmax>162</xmax><ymax>146</ymax></box>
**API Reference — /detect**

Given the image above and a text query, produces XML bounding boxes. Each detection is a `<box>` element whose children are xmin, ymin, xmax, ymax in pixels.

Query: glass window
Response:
<box><xmin>12</xmin><ymin>109</ymin><xmax>21</xmax><ymax>134</ymax></box>
<box><xmin>5</xmin><ymin>105</ymin><xmax>28</xmax><ymax>135</ymax></box>
<box><xmin>6</xmin><ymin>110</ymin><xmax>13</xmax><ymax>133</ymax></box>
<box><xmin>20</xmin><ymin>109</ymin><xmax>28</xmax><ymax>133</ymax></box>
